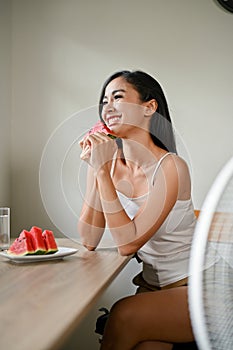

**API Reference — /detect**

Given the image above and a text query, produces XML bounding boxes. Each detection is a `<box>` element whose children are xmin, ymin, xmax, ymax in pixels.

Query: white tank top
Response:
<box><xmin>111</xmin><ymin>152</ymin><xmax>197</xmax><ymax>287</ymax></box>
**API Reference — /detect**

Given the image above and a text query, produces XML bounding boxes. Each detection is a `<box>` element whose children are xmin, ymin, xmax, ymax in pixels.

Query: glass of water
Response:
<box><xmin>0</xmin><ymin>207</ymin><xmax>10</xmax><ymax>250</ymax></box>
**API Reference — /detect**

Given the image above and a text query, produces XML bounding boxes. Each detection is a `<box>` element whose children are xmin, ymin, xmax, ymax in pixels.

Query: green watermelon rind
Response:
<box><xmin>7</xmin><ymin>250</ymin><xmax>35</xmax><ymax>256</ymax></box>
<box><xmin>32</xmin><ymin>249</ymin><xmax>47</xmax><ymax>255</ymax></box>
<box><xmin>45</xmin><ymin>248</ymin><xmax>58</xmax><ymax>255</ymax></box>
<box><xmin>8</xmin><ymin>249</ymin><xmax>57</xmax><ymax>256</ymax></box>
<box><xmin>107</xmin><ymin>134</ymin><xmax>116</xmax><ymax>139</ymax></box>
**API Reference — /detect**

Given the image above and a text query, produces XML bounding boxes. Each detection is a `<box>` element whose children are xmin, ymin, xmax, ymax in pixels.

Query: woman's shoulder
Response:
<box><xmin>160</xmin><ymin>153</ymin><xmax>190</xmax><ymax>176</ymax></box>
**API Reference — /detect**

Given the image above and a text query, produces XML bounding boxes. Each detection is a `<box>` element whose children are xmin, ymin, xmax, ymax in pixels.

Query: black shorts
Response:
<box><xmin>173</xmin><ymin>342</ymin><xmax>198</xmax><ymax>349</ymax></box>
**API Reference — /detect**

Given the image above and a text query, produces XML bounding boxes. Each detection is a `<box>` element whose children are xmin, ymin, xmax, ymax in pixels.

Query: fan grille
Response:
<box><xmin>201</xmin><ymin>176</ymin><xmax>233</xmax><ymax>349</ymax></box>
<box><xmin>189</xmin><ymin>157</ymin><xmax>233</xmax><ymax>350</ymax></box>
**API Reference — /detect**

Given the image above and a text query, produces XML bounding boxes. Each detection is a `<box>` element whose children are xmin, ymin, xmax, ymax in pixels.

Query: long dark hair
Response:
<box><xmin>98</xmin><ymin>70</ymin><xmax>177</xmax><ymax>154</ymax></box>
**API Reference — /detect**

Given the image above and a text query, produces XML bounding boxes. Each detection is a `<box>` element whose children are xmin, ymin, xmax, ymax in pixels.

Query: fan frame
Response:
<box><xmin>188</xmin><ymin>156</ymin><xmax>233</xmax><ymax>350</ymax></box>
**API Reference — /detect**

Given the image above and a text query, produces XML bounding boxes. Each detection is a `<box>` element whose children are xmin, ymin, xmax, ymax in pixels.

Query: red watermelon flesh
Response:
<box><xmin>8</xmin><ymin>230</ymin><xmax>35</xmax><ymax>256</ymax></box>
<box><xmin>81</xmin><ymin>121</ymin><xmax>116</xmax><ymax>159</ymax></box>
<box><xmin>30</xmin><ymin>226</ymin><xmax>47</xmax><ymax>254</ymax></box>
<box><xmin>85</xmin><ymin>120</ymin><xmax>116</xmax><ymax>139</ymax></box>
<box><xmin>42</xmin><ymin>230</ymin><xmax>58</xmax><ymax>254</ymax></box>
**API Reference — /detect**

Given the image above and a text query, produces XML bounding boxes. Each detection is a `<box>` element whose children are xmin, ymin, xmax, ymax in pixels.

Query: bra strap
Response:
<box><xmin>151</xmin><ymin>152</ymin><xmax>172</xmax><ymax>186</ymax></box>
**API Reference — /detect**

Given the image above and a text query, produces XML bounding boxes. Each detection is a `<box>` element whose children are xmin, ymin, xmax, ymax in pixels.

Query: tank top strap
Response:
<box><xmin>151</xmin><ymin>152</ymin><xmax>173</xmax><ymax>186</ymax></box>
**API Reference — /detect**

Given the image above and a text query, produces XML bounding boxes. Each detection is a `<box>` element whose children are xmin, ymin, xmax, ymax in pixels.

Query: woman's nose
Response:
<box><xmin>103</xmin><ymin>100</ymin><xmax>115</xmax><ymax>112</ymax></box>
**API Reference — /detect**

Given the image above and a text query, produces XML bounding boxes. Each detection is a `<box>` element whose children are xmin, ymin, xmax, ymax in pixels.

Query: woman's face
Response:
<box><xmin>101</xmin><ymin>77</ymin><xmax>148</xmax><ymax>137</ymax></box>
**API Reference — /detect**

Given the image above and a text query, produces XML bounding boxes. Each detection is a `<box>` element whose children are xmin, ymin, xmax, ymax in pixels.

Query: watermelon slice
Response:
<box><xmin>8</xmin><ymin>227</ymin><xmax>58</xmax><ymax>256</ymax></box>
<box><xmin>42</xmin><ymin>230</ymin><xmax>58</xmax><ymax>254</ymax></box>
<box><xmin>30</xmin><ymin>226</ymin><xmax>47</xmax><ymax>255</ymax></box>
<box><xmin>81</xmin><ymin>121</ymin><xmax>116</xmax><ymax>159</ymax></box>
<box><xmin>85</xmin><ymin>120</ymin><xmax>116</xmax><ymax>139</ymax></box>
<box><xmin>7</xmin><ymin>230</ymin><xmax>35</xmax><ymax>256</ymax></box>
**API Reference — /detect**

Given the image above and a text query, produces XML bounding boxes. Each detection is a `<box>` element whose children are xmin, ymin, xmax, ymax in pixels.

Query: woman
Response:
<box><xmin>78</xmin><ymin>70</ymin><xmax>197</xmax><ymax>349</ymax></box>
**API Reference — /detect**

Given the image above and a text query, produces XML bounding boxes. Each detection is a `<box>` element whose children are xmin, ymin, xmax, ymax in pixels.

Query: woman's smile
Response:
<box><xmin>106</xmin><ymin>114</ymin><xmax>122</xmax><ymax>128</ymax></box>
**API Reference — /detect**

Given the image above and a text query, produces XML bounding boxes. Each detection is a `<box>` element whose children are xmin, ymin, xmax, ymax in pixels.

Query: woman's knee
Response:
<box><xmin>109</xmin><ymin>296</ymin><xmax>134</xmax><ymax>324</ymax></box>
<box><xmin>105</xmin><ymin>296</ymin><xmax>139</xmax><ymax>336</ymax></box>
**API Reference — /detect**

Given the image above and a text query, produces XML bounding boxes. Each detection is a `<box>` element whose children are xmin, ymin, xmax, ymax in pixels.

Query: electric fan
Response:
<box><xmin>189</xmin><ymin>156</ymin><xmax>233</xmax><ymax>350</ymax></box>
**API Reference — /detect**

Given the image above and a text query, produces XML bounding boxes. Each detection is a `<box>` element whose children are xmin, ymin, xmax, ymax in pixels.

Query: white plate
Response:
<box><xmin>0</xmin><ymin>247</ymin><xmax>78</xmax><ymax>263</ymax></box>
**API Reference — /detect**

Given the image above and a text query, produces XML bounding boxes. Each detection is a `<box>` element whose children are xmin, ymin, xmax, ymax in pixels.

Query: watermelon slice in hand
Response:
<box><xmin>80</xmin><ymin>120</ymin><xmax>116</xmax><ymax>159</ymax></box>
<box><xmin>85</xmin><ymin>120</ymin><xmax>116</xmax><ymax>139</ymax></box>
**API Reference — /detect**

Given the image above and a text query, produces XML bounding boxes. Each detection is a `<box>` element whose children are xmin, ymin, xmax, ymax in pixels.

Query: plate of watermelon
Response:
<box><xmin>0</xmin><ymin>226</ymin><xmax>78</xmax><ymax>263</ymax></box>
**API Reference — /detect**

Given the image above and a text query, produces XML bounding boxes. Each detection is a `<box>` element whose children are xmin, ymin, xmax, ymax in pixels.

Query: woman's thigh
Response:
<box><xmin>100</xmin><ymin>286</ymin><xmax>194</xmax><ymax>350</ymax></box>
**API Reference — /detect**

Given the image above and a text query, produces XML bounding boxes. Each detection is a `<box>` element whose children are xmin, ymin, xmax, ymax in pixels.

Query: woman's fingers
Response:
<box><xmin>80</xmin><ymin>145</ymin><xmax>91</xmax><ymax>159</ymax></box>
<box><xmin>80</xmin><ymin>132</ymin><xmax>117</xmax><ymax>166</ymax></box>
<box><xmin>87</xmin><ymin>132</ymin><xmax>111</xmax><ymax>143</ymax></box>
<box><xmin>79</xmin><ymin>132</ymin><xmax>108</xmax><ymax>150</ymax></box>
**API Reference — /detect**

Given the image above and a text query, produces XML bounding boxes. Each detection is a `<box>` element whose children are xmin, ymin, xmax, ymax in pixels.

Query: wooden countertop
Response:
<box><xmin>0</xmin><ymin>238</ymin><xmax>131</xmax><ymax>350</ymax></box>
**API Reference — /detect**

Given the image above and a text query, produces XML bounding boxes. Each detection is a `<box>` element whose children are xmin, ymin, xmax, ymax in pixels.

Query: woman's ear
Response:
<box><xmin>144</xmin><ymin>99</ymin><xmax>158</xmax><ymax>117</ymax></box>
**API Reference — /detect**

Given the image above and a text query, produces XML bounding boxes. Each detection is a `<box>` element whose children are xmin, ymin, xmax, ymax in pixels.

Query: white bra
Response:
<box><xmin>110</xmin><ymin>151</ymin><xmax>178</xmax><ymax>220</ymax></box>
<box><xmin>110</xmin><ymin>151</ymin><xmax>174</xmax><ymax>193</ymax></box>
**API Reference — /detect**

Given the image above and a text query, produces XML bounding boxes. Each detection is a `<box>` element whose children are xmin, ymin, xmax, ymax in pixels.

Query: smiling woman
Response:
<box><xmin>78</xmin><ymin>70</ymin><xmax>199</xmax><ymax>349</ymax></box>
<box><xmin>98</xmin><ymin>70</ymin><xmax>177</xmax><ymax>153</ymax></box>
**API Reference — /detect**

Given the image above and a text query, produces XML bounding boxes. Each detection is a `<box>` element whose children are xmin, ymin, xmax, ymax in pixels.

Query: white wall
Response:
<box><xmin>0</xmin><ymin>0</ymin><xmax>11</xmax><ymax>207</ymax></box>
<box><xmin>10</xmin><ymin>0</ymin><xmax>233</xmax><ymax>235</ymax></box>
<box><xmin>4</xmin><ymin>0</ymin><xmax>233</xmax><ymax>348</ymax></box>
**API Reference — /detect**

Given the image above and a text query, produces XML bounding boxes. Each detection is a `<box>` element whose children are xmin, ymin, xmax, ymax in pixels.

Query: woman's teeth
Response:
<box><xmin>108</xmin><ymin>116</ymin><xmax>121</xmax><ymax>125</ymax></box>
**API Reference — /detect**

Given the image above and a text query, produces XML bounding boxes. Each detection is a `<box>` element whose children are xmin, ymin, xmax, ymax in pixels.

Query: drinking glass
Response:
<box><xmin>0</xmin><ymin>207</ymin><xmax>10</xmax><ymax>250</ymax></box>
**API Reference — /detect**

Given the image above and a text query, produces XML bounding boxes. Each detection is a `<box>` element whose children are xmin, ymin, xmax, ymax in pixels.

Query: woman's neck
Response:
<box><xmin>121</xmin><ymin>136</ymin><xmax>167</xmax><ymax>171</ymax></box>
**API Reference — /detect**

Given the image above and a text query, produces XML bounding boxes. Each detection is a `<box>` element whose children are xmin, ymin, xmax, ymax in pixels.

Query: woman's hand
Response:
<box><xmin>79</xmin><ymin>132</ymin><xmax>118</xmax><ymax>173</ymax></box>
<box><xmin>79</xmin><ymin>136</ymin><xmax>91</xmax><ymax>160</ymax></box>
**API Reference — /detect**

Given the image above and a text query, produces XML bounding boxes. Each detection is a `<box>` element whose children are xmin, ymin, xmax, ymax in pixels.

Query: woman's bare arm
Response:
<box><xmin>78</xmin><ymin>166</ymin><xmax>106</xmax><ymax>250</ymax></box>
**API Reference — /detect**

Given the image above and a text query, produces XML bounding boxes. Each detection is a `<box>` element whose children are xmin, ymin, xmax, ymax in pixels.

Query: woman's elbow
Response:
<box><xmin>78</xmin><ymin>229</ymin><xmax>97</xmax><ymax>251</ymax></box>
<box><xmin>117</xmin><ymin>244</ymin><xmax>137</xmax><ymax>256</ymax></box>
<box><xmin>78</xmin><ymin>220</ymin><xmax>104</xmax><ymax>251</ymax></box>
<box><xmin>83</xmin><ymin>244</ymin><xmax>96</xmax><ymax>251</ymax></box>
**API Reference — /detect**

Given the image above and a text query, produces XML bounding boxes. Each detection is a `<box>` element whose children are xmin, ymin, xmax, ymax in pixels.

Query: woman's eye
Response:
<box><xmin>114</xmin><ymin>94</ymin><xmax>123</xmax><ymax>100</ymax></box>
<box><xmin>102</xmin><ymin>94</ymin><xmax>123</xmax><ymax>106</ymax></box>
